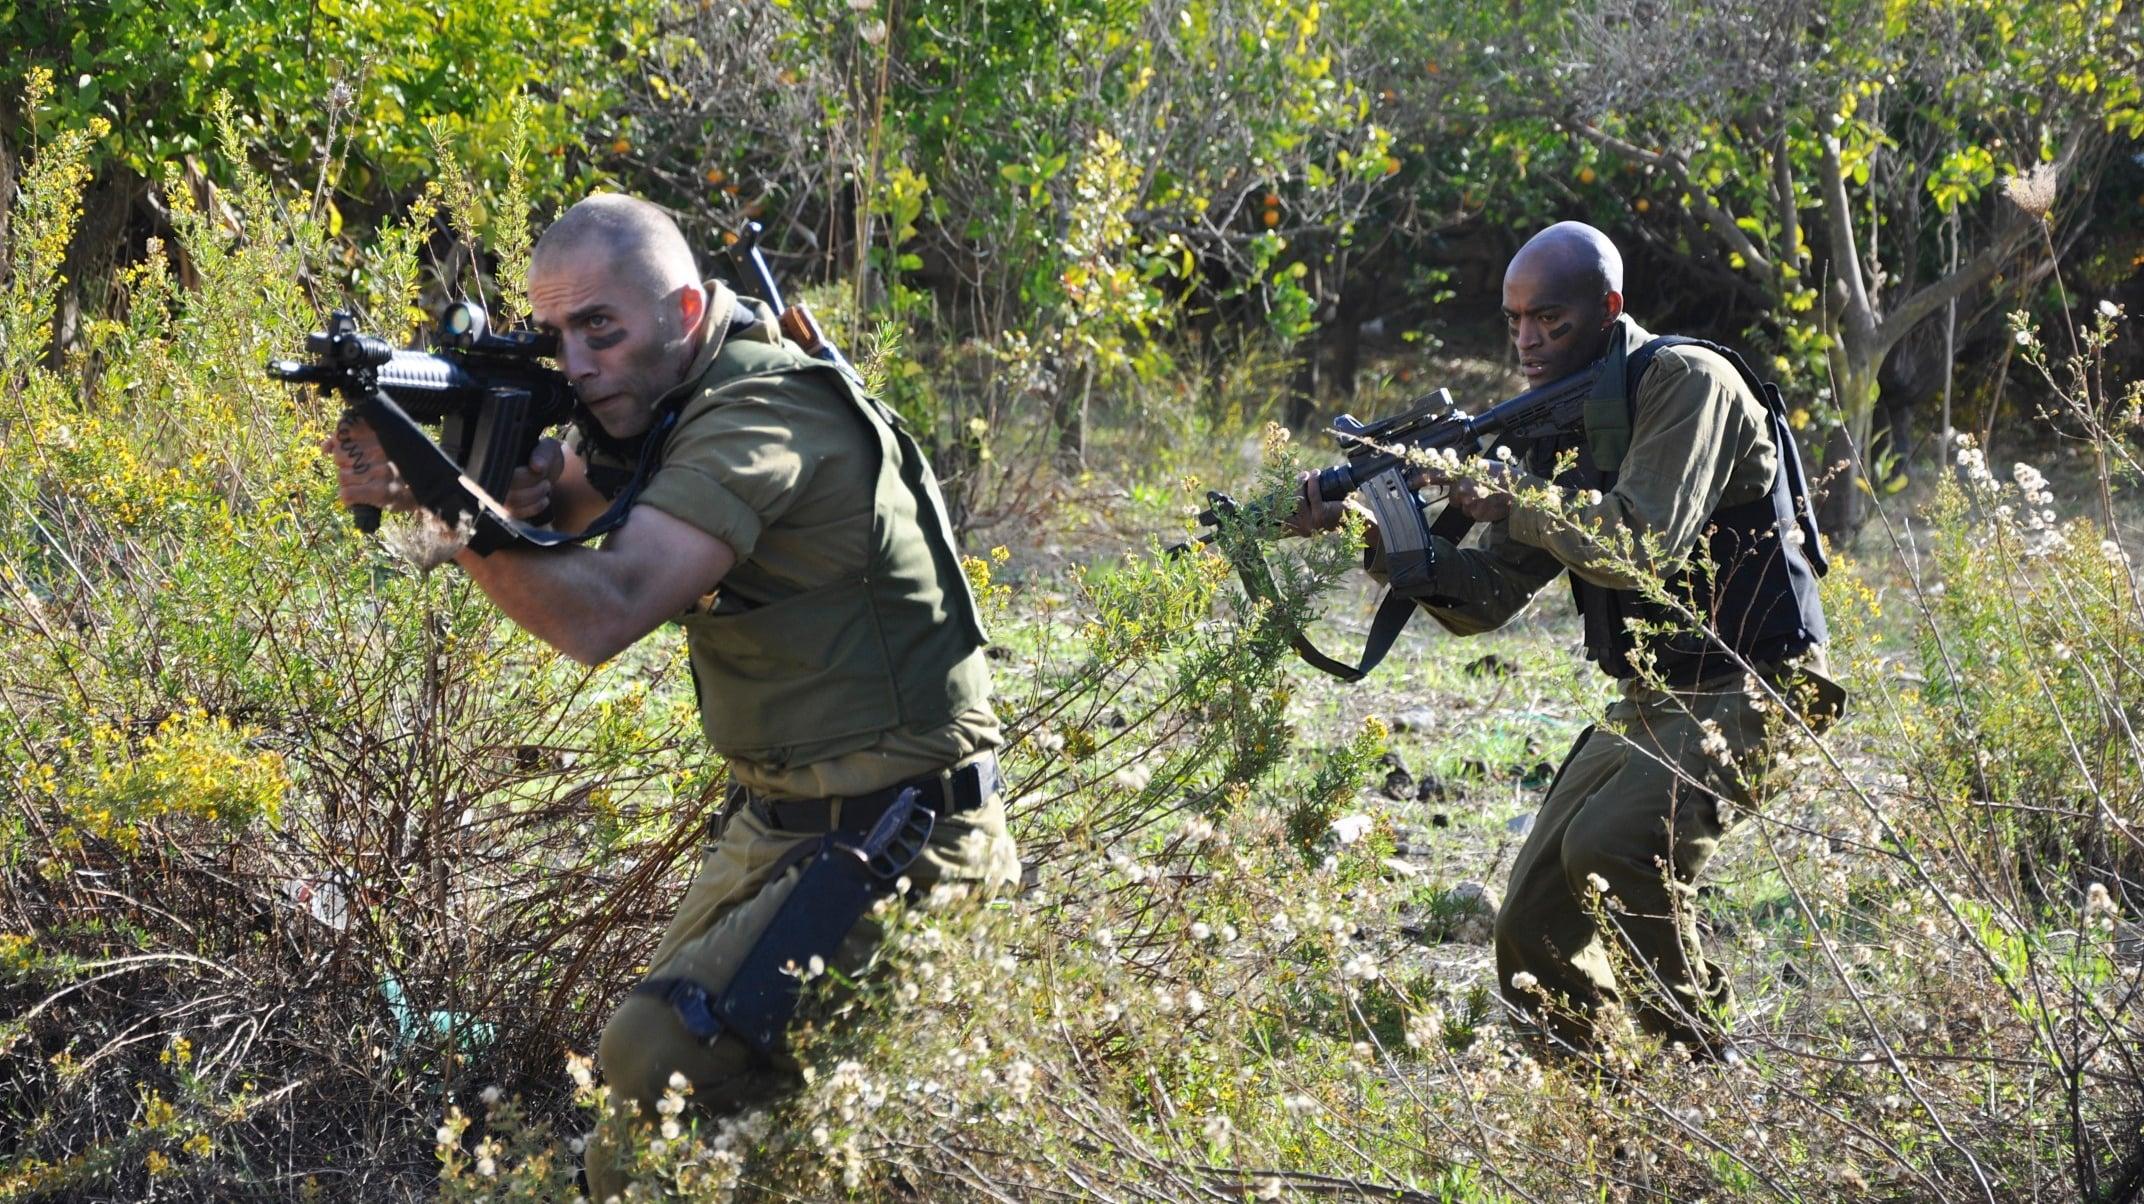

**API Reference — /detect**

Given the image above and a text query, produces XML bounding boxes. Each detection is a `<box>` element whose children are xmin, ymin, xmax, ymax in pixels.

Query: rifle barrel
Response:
<box><xmin>1310</xmin><ymin>363</ymin><xmax>1597</xmax><ymax>502</ymax></box>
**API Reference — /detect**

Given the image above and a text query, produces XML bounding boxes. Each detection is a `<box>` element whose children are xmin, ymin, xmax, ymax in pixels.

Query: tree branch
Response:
<box><xmin>1817</xmin><ymin>134</ymin><xmax>1875</xmax><ymax>345</ymax></box>
<box><xmin>1873</xmin><ymin>214</ymin><xmax>2034</xmax><ymax>353</ymax></box>
<box><xmin>1770</xmin><ymin>131</ymin><xmax>1802</xmax><ymax>280</ymax></box>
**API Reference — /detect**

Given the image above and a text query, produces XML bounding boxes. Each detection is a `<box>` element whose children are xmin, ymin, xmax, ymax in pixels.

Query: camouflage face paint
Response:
<box><xmin>1547</xmin><ymin>321</ymin><xmax>1574</xmax><ymax>342</ymax></box>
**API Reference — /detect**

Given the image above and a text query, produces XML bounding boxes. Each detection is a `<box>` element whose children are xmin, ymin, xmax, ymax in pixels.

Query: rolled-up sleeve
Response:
<box><xmin>634</xmin><ymin>385</ymin><xmax>818</xmax><ymax>562</ymax></box>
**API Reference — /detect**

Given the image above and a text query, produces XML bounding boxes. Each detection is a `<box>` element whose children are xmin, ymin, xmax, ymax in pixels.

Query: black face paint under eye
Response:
<box><xmin>1546</xmin><ymin>321</ymin><xmax>1574</xmax><ymax>341</ymax></box>
<box><xmin>587</xmin><ymin>328</ymin><xmax>628</xmax><ymax>350</ymax></box>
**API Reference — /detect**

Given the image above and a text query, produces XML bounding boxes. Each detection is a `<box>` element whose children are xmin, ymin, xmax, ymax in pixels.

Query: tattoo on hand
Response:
<box><xmin>335</xmin><ymin>415</ymin><xmax>371</xmax><ymax>477</ymax></box>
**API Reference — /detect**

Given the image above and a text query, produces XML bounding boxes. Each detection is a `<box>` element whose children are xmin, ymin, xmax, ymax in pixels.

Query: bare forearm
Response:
<box><xmin>452</xmin><ymin>544</ymin><xmax>649</xmax><ymax>665</ymax></box>
<box><xmin>449</xmin><ymin>504</ymin><xmax>734</xmax><ymax>666</ymax></box>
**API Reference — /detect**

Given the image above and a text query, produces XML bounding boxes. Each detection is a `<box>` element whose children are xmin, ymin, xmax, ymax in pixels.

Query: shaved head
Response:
<box><xmin>529</xmin><ymin>193</ymin><xmax>711</xmax><ymax>438</ymax></box>
<box><xmin>534</xmin><ymin>193</ymin><xmax>701</xmax><ymax>301</ymax></box>
<box><xmin>1508</xmin><ymin>221</ymin><xmax>1624</xmax><ymax>302</ymax></box>
<box><xmin>1501</xmin><ymin>222</ymin><xmax>1626</xmax><ymax>385</ymax></box>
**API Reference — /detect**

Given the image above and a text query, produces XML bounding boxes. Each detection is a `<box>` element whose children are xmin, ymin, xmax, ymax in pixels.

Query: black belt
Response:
<box><xmin>743</xmin><ymin>753</ymin><xmax>998</xmax><ymax>836</ymax></box>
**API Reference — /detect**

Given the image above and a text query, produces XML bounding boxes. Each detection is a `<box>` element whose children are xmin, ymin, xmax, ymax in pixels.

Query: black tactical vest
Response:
<box><xmin>1534</xmin><ymin>336</ymin><xmax>1830</xmax><ymax>687</ymax></box>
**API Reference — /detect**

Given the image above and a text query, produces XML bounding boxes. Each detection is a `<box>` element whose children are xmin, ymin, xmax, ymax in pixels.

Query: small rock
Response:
<box><xmin>1506</xmin><ymin>812</ymin><xmax>1536</xmax><ymax>836</ymax></box>
<box><xmin>1103</xmin><ymin>710</ymin><xmax>1128</xmax><ymax>729</ymax></box>
<box><xmin>1380</xmin><ymin>858</ymin><xmax>1421</xmax><ymax>879</ymax></box>
<box><xmin>1391</xmin><ymin>709</ymin><xmax>1438</xmax><ymax>733</ymax></box>
<box><xmin>1415</xmin><ymin>774</ymin><xmax>1449</xmax><ymax>803</ymax></box>
<box><xmin>1449</xmin><ymin>880</ymin><xmax>1498</xmax><ymax>910</ymax></box>
<box><xmin>1330</xmin><ymin>813</ymin><xmax>1375</xmax><ymax>845</ymax></box>
<box><xmin>1379</xmin><ymin>752</ymin><xmax>1415</xmax><ymax>801</ymax></box>
<box><xmin>1401</xmin><ymin>880</ymin><xmax>1502</xmax><ymax>945</ymax></box>
<box><xmin>1518</xmin><ymin>760</ymin><xmax>1556</xmax><ymax>789</ymax></box>
<box><xmin>1429</xmin><ymin>812</ymin><xmax>1451</xmax><ymax>828</ymax></box>
<box><xmin>1465</xmin><ymin>653</ymin><xmax>1518</xmax><ymax>678</ymax></box>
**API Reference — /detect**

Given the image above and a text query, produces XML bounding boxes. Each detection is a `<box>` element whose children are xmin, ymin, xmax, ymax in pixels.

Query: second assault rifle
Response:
<box><xmin>1190</xmin><ymin>356</ymin><xmax>1607</xmax><ymax>681</ymax></box>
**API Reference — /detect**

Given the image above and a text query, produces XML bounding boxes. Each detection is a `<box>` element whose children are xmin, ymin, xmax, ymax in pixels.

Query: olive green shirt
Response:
<box><xmin>629</xmin><ymin>283</ymin><xmax>1000</xmax><ymax>798</ymax></box>
<box><xmin>1372</xmin><ymin>317</ymin><xmax>1835</xmax><ymax>699</ymax></box>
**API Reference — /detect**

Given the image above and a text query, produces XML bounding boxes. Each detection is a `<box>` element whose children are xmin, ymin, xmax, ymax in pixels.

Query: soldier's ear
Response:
<box><xmin>675</xmin><ymin>282</ymin><xmax>708</xmax><ymax>332</ymax></box>
<box><xmin>1601</xmin><ymin>289</ymin><xmax>1625</xmax><ymax>326</ymax></box>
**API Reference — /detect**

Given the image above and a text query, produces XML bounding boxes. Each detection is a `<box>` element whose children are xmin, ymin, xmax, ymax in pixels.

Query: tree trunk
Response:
<box><xmin>1818</xmin><ymin>361</ymin><xmax>1880</xmax><ymax>535</ymax></box>
<box><xmin>1286</xmin><ymin>343</ymin><xmax>1320</xmax><ymax>430</ymax></box>
<box><xmin>1053</xmin><ymin>357</ymin><xmax>1090</xmax><ymax>468</ymax></box>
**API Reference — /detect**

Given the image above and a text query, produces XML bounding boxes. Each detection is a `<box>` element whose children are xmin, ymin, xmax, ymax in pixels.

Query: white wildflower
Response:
<box><xmin>1203</xmin><ymin>1114</ymin><xmax>1233</xmax><ymax>1147</ymax></box>
<box><xmin>1185</xmin><ymin>989</ymin><xmax>1207</xmax><ymax>1016</ymax></box>
<box><xmin>2000</xmin><ymin>161</ymin><xmax>2057</xmax><ymax>218</ymax></box>
<box><xmin>475</xmin><ymin>1156</ymin><xmax>496</xmax><ymax>1177</ymax></box>
<box><xmin>1699</xmin><ymin>719</ymin><xmax>1731</xmax><ymax>760</ymax></box>
<box><xmin>1006</xmin><ymin>1059</ymin><xmax>1036</xmax><ymax>1102</ymax></box>
<box><xmin>660</xmin><ymin>1118</ymin><xmax>681</xmax><ymax>1141</ymax></box>
<box><xmin>668</xmin><ymin>1071</ymin><xmax>692</xmax><ymax>1093</ymax></box>
<box><xmin>846</xmin><ymin>0</ymin><xmax>874</xmax><ymax>9</ymax></box>
<box><xmin>435</xmin><ymin>1125</ymin><xmax>455</xmax><ymax>1145</ymax></box>
<box><xmin>1585</xmin><ymin>872</ymin><xmax>1611</xmax><ymax>895</ymax></box>
<box><xmin>2054</xmin><ymin>643</ymin><xmax>2073</xmax><ymax>661</ymax></box>
<box><xmin>2086</xmin><ymin>882</ymin><xmax>2116</xmax><ymax>915</ymax></box>
<box><xmin>1510</xmin><ymin>970</ymin><xmax>1540</xmax><ymax>992</ymax></box>
<box><xmin>1282</xmin><ymin>1093</ymin><xmax>1317</xmax><ymax>1116</ymax></box>
<box><xmin>1343</xmin><ymin>952</ymin><xmax>1379</xmax><ymax>980</ymax></box>
<box><xmin>568</xmin><ymin>1135</ymin><xmax>586</xmax><ymax>1155</ymax></box>
<box><xmin>860</xmin><ymin>18</ymin><xmax>888</xmax><ymax>44</ymax></box>
<box><xmin>648</xmin><ymin>1138</ymin><xmax>668</xmax><ymax>1159</ymax></box>
<box><xmin>2013</xmin><ymin>328</ymin><xmax>2034</xmax><ymax>347</ymax></box>
<box><xmin>2098</xmin><ymin>299</ymin><xmax>2120</xmax><ymax>319</ymax></box>
<box><xmin>1190</xmin><ymin>921</ymin><xmax>1212</xmax><ymax>941</ymax></box>
<box><xmin>479</xmin><ymin>1085</ymin><xmax>501</xmax><ymax>1107</ymax></box>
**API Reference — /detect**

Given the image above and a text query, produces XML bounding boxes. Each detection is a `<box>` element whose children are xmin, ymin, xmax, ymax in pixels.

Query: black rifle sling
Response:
<box><xmin>1206</xmin><ymin>492</ymin><xmax>1475</xmax><ymax>683</ymax></box>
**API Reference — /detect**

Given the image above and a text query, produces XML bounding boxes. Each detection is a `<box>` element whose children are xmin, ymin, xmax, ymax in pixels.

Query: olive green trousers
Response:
<box><xmin>1492</xmin><ymin>676</ymin><xmax>1781</xmax><ymax>1054</ymax></box>
<box><xmin>586</xmin><ymin>782</ymin><xmax>1018</xmax><ymax>1200</ymax></box>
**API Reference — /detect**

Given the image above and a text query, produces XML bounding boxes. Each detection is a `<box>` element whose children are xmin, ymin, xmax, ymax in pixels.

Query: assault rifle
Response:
<box><xmin>270</xmin><ymin>301</ymin><xmax>577</xmax><ymax>550</ymax></box>
<box><xmin>725</xmin><ymin>220</ymin><xmax>860</xmax><ymax>383</ymax></box>
<box><xmin>1189</xmin><ymin>357</ymin><xmax>1607</xmax><ymax>681</ymax></box>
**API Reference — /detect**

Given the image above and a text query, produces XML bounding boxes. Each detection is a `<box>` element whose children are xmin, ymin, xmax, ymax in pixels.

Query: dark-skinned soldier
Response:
<box><xmin>330</xmin><ymin>193</ymin><xmax>1018</xmax><ymax>1195</ymax></box>
<box><xmin>1296</xmin><ymin>221</ymin><xmax>1842</xmax><ymax>1057</ymax></box>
